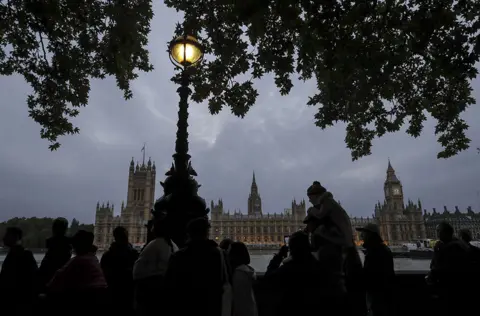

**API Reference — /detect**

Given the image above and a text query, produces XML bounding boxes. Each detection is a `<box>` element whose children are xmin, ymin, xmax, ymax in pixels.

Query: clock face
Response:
<box><xmin>393</xmin><ymin>188</ymin><xmax>400</xmax><ymax>195</ymax></box>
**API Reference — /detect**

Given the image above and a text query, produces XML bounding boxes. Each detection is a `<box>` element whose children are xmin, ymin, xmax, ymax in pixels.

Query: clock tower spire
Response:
<box><xmin>384</xmin><ymin>159</ymin><xmax>404</xmax><ymax>212</ymax></box>
<box><xmin>248</xmin><ymin>171</ymin><xmax>262</xmax><ymax>215</ymax></box>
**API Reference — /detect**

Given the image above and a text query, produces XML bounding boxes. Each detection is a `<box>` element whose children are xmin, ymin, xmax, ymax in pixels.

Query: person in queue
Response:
<box><xmin>101</xmin><ymin>226</ymin><xmax>139</xmax><ymax>315</ymax></box>
<box><xmin>304</xmin><ymin>181</ymin><xmax>355</xmax><ymax>270</ymax></box>
<box><xmin>0</xmin><ymin>227</ymin><xmax>38</xmax><ymax>316</ymax></box>
<box><xmin>133</xmin><ymin>217</ymin><xmax>177</xmax><ymax>316</ymax></box>
<box><xmin>38</xmin><ymin>218</ymin><xmax>72</xmax><ymax>291</ymax></box>
<box><xmin>219</xmin><ymin>238</ymin><xmax>234</xmax><ymax>276</ymax></box>
<box><xmin>165</xmin><ymin>217</ymin><xmax>224</xmax><ymax>316</ymax></box>
<box><xmin>356</xmin><ymin>223</ymin><xmax>395</xmax><ymax>316</ymax></box>
<box><xmin>228</xmin><ymin>241</ymin><xmax>258</xmax><ymax>316</ymax></box>
<box><xmin>427</xmin><ymin>222</ymin><xmax>471</xmax><ymax>316</ymax></box>
<box><xmin>263</xmin><ymin>231</ymin><xmax>347</xmax><ymax>316</ymax></box>
<box><xmin>458</xmin><ymin>228</ymin><xmax>480</xmax><ymax>263</ymax></box>
<box><xmin>47</xmin><ymin>230</ymin><xmax>108</xmax><ymax>316</ymax></box>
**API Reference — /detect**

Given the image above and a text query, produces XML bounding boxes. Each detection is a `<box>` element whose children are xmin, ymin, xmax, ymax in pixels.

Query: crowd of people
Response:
<box><xmin>0</xmin><ymin>181</ymin><xmax>479</xmax><ymax>316</ymax></box>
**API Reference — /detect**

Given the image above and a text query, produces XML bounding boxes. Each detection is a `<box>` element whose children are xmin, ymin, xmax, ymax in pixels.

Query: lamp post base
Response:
<box><xmin>153</xmin><ymin>167</ymin><xmax>209</xmax><ymax>248</ymax></box>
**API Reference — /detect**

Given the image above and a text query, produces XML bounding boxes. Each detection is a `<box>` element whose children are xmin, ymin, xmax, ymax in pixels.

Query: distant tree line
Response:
<box><xmin>0</xmin><ymin>217</ymin><xmax>93</xmax><ymax>249</ymax></box>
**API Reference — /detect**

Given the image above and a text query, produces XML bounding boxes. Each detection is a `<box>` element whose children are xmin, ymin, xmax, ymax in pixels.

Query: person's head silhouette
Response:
<box><xmin>72</xmin><ymin>230</ymin><xmax>95</xmax><ymax>255</ymax></box>
<box><xmin>113</xmin><ymin>226</ymin><xmax>129</xmax><ymax>244</ymax></box>
<box><xmin>228</xmin><ymin>242</ymin><xmax>250</xmax><ymax>269</ymax></box>
<box><xmin>2</xmin><ymin>227</ymin><xmax>23</xmax><ymax>248</ymax></box>
<box><xmin>219</xmin><ymin>238</ymin><xmax>233</xmax><ymax>251</ymax></box>
<box><xmin>436</xmin><ymin>222</ymin><xmax>454</xmax><ymax>243</ymax></box>
<box><xmin>52</xmin><ymin>218</ymin><xmax>69</xmax><ymax>237</ymax></box>
<box><xmin>288</xmin><ymin>231</ymin><xmax>311</xmax><ymax>259</ymax></box>
<box><xmin>186</xmin><ymin>217</ymin><xmax>210</xmax><ymax>241</ymax></box>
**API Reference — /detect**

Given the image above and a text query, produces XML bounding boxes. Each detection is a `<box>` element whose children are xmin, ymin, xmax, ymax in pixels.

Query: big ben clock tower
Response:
<box><xmin>248</xmin><ymin>172</ymin><xmax>262</xmax><ymax>215</ymax></box>
<box><xmin>384</xmin><ymin>160</ymin><xmax>404</xmax><ymax>212</ymax></box>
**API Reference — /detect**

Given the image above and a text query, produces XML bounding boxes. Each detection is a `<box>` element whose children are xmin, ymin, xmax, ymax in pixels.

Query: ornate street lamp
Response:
<box><xmin>169</xmin><ymin>35</ymin><xmax>204</xmax><ymax>68</ymax></box>
<box><xmin>152</xmin><ymin>35</ymin><xmax>209</xmax><ymax>248</ymax></box>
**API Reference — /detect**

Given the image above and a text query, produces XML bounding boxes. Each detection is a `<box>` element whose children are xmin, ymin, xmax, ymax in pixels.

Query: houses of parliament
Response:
<box><xmin>95</xmin><ymin>157</ymin><xmax>441</xmax><ymax>249</ymax></box>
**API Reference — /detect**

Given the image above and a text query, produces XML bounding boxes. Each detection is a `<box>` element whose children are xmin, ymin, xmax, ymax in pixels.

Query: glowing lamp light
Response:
<box><xmin>169</xmin><ymin>35</ymin><xmax>204</xmax><ymax>68</ymax></box>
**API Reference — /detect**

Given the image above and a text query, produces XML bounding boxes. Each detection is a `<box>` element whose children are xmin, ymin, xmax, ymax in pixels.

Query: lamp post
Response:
<box><xmin>152</xmin><ymin>35</ymin><xmax>209</xmax><ymax>248</ymax></box>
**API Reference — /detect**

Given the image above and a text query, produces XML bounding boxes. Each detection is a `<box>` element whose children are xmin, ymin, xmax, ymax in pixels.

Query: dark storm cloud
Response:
<box><xmin>0</xmin><ymin>3</ymin><xmax>479</xmax><ymax>224</ymax></box>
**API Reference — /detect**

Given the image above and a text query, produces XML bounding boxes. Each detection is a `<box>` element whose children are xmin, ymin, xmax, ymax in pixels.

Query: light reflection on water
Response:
<box><xmin>1</xmin><ymin>251</ymin><xmax>430</xmax><ymax>272</ymax></box>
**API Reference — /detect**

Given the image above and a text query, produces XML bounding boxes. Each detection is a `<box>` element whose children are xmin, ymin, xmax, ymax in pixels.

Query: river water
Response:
<box><xmin>0</xmin><ymin>251</ymin><xmax>430</xmax><ymax>272</ymax></box>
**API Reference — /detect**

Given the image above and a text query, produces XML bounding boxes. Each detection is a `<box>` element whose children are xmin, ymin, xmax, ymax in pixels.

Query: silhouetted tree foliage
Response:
<box><xmin>2</xmin><ymin>1</ymin><xmax>479</xmax><ymax>160</ymax></box>
<box><xmin>0</xmin><ymin>0</ymin><xmax>154</xmax><ymax>150</ymax></box>
<box><xmin>69</xmin><ymin>218</ymin><xmax>80</xmax><ymax>236</ymax></box>
<box><xmin>165</xmin><ymin>0</ymin><xmax>480</xmax><ymax>160</ymax></box>
<box><xmin>0</xmin><ymin>217</ymin><xmax>93</xmax><ymax>249</ymax></box>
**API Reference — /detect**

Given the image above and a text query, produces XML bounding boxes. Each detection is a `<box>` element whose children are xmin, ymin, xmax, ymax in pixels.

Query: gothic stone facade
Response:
<box><xmin>94</xmin><ymin>158</ymin><xmax>156</xmax><ymax>249</ymax></box>
<box><xmin>424</xmin><ymin>206</ymin><xmax>480</xmax><ymax>239</ymax></box>
<box><xmin>210</xmin><ymin>173</ymin><xmax>307</xmax><ymax>244</ymax></box>
<box><xmin>373</xmin><ymin>161</ymin><xmax>427</xmax><ymax>245</ymax></box>
<box><xmin>211</xmin><ymin>162</ymin><xmax>427</xmax><ymax>246</ymax></box>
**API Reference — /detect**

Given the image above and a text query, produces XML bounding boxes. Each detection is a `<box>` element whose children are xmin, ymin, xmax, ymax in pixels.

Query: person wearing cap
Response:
<box><xmin>356</xmin><ymin>223</ymin><xmax>394</xmax><ymax>316</ymax></box>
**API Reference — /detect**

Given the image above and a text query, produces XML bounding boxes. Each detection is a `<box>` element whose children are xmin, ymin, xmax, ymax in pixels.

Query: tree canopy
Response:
<box><xmin>0</xmin><ymin>217</ymin><xmax>93</xmax><ymax>249</ymax></box>
<box><xmin>1</xmin><ymin>1</ymin><xmax>479</xmax><ymax>159</ymax></box>
<box><xmin>166</xmin><ymin>0</ymin><xmax>480</xmax><ymax>160</ymax></box>
<box><xmin>0</xmin><ymin>0</ymin><xmax>153</xmax><ymax>150</ymax></box>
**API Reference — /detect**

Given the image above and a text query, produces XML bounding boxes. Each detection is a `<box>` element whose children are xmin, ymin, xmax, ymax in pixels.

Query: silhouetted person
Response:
<box><xmin>459</xmin><ymin>228</ymin><xmax>480</xmax><ymax>263</ymax></box>
<box><xmin>426</xmin><ymin>222</ymin><xmax>470</xmax><ymax>316</ymax></box>
<box><xmin>38</xmin><ymin>218</ymin><xmax>72</xmax><ymax>292</ymax></box>
<box><xmin>141</xmin><ymin>218</ymin><xmax>155</xmax><ymax>252</ymax></box>
<box><xmin>304</xmin><ymin>181</ymin><xmax>355</xmax><ymax>277</ymax></box>
<box><xmin>228</xmin><ymin>242</ymin><xmax>258</xmax><ymax>316</ymax></box>
<box><xmin>47</xmin><ymin>230</ymin><xmax>108</xmax><ymax>316</ymax></box>
<box><xmin>219</xmin><ymin>238</ymin><xmax>233</xmax><ymax>251</ymax></box>
<box><xmin>344</xmin><ymin>243</ymin><xmax>367</xmax><ymax>316</ymax></box>
<box><xmin>220</xmin><ymin>238</ymin><xmax>233</xmax><ymax>276</ymax></box>
<box><xmin>0</xmin><ymin>227</ymin><xmax>38</xmax><ymax>316</ymax></box>
<box><xmin>165</xmin><ymin>217</ymin><xmax>224</xmax><ymax>316</ymax></box>
<box><xmin>262</xmin><ymin>231</ymin><xmax>347</xmax><ymax>316</ymax></box>
<box><xmin>133</xmin><ymin>219</ymin><xmax>177</xmax><ymax>316</ymax></box>
<box><xmin>458</xmin><ymin>228</ymin><xmax>480</xmax><ymax>301</ymax></box>
<box><xmin>356</xmin><ymin>223</ymin><xmax>395</xmax><ymax>316</ymax></box>
<box><xmin>101</xmin><ymin>226</ymin><xmax>139</xmax><ymax>316</ymax></box>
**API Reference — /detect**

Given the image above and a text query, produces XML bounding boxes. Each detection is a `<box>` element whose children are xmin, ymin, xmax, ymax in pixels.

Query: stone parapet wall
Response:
<box><xmin>254</xmin><ymin>271</ymin><xmax>436</xmax><ymax>316</ymax></box>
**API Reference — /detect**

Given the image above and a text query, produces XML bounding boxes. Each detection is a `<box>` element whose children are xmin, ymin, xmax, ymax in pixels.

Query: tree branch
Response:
<box><xmin>38</xmin><ymin>32</ymin><xmax>49</xmax><ymax>67</ymax></box>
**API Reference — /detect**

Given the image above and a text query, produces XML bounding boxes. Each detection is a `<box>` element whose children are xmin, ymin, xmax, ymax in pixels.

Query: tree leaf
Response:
<box><xmin>0</xmin><ymin>0</ymin><xmax>154</xmax><ymax>149</ymax></box>
<box><xmin>165</xmin><ymin>0</ymin><xmax>480</xmax><ymax>160</ymax></box>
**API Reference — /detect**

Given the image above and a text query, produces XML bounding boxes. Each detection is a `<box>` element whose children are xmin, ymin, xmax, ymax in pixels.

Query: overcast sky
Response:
<box><xmin>1</xmin><ymin>3</ymin><xmax>479</xmax><ymax>224</ymax></box>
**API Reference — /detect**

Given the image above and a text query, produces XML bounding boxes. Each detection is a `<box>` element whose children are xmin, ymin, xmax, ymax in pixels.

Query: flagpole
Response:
<box><xmin>142</xmin><ymin>142</ymin><xmax>146</xmax><ymax>166</ymax></box>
